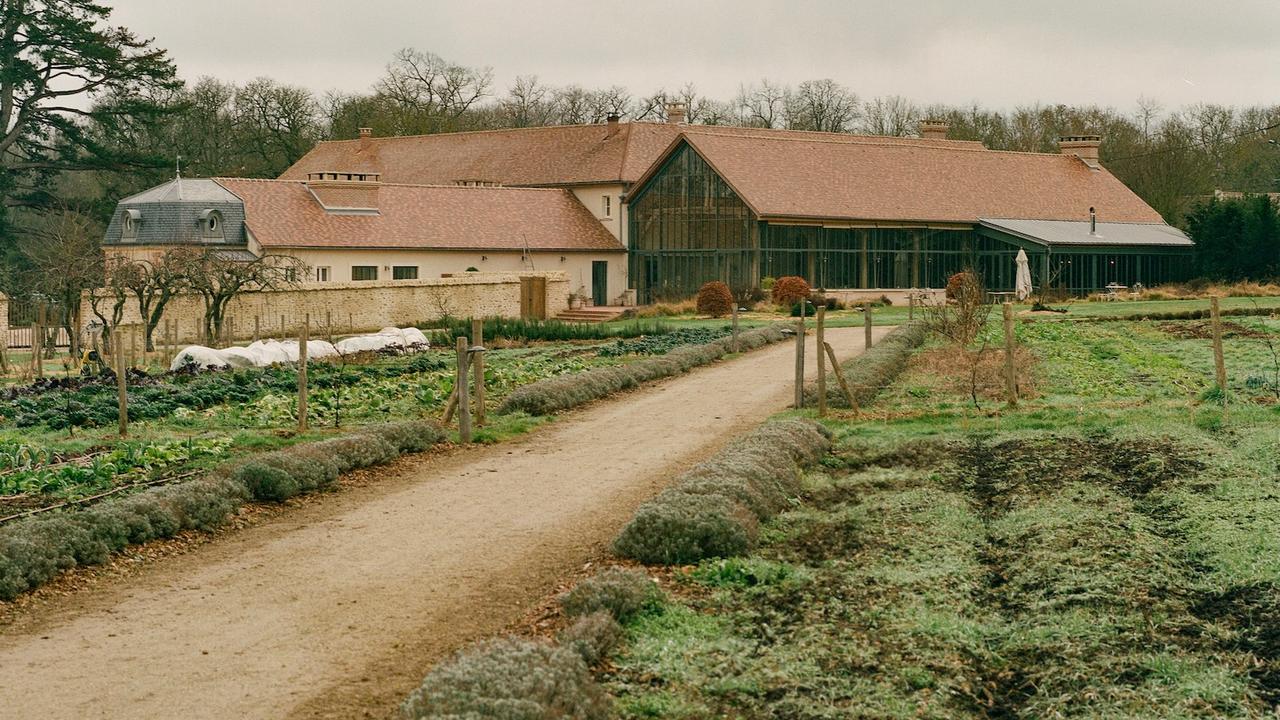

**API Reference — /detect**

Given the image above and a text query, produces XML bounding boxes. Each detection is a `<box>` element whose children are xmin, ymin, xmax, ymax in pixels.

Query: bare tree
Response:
<box><xmin>862</xmin><ymin>95</ymin><xmax>921</xmax><ymax>136</ymax></box>
<box><xmin>181</xmin><ymin>251</ymin><xmax>306</xmax><ymax>343</ymax></box>
<box><xmin>376</xmin><ymin>48</ymin><xmax>493</xmax><ymax>133</ymax></box>
<box><xmin>233</xmin><ymin>78</ymin><xmax>322</xmax><ymax>175</ymax></box>
<box><xmin>113</xmin><ymin>249</ymin><xmax>188</xmax><ymax>352</ymax></box>
<box><xmin>786</xmin><ymin>79</ymin><xmax>859</xmax><ymax>132</ymax></box>
<box><xmin>499</xmin><ymin>75</ymin><xmax>553</xmax><ymax>128</ymax></box>
<box><xmin>735</xmin><ymin>80</ymin><xmax>789</xmax><ymax>129</ymax></box>
<box><xmin>18</xmin><ymin>208</ymin><xmax>104</xmax><ymax>359</ymax></box>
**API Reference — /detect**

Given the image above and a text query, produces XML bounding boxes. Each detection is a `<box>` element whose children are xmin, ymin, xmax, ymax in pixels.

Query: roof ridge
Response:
<box><xmin>982</xmin><ymin>217</ymin><xmax>1172</xmax><ymax>226</ymax></box>
<box><xmin>682</xmin><ymin>129</ymin><xmax>1070</xmax><ymax>158</ymax></box>
<box><xmin>216</xmin><ymin>176</ymin><xmax>569</xmax><ymax>192</ymax></box>
<box><xmin>317</xmin><ymin>122</ymin><xmax>617</xmax><ymax>144</ymax></box>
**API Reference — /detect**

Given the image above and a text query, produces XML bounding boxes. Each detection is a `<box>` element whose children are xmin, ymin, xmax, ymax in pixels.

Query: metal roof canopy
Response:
<box><xmin>978</xmin><ymin>218</ymin><xmax>1193</xmax><ymax>248</ymax></box>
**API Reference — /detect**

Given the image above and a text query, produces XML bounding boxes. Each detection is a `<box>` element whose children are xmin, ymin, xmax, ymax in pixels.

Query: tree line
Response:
<box><xmin>2</xmin><ymin>1</ymin><xmax>1278</xmax><ymax>305</ymax></box>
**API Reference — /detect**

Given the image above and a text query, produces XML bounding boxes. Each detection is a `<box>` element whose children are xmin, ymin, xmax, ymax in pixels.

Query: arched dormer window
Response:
<box><xmin>199</xmin><ymin>209</ymin><xmax>225</xmax><ymax>240</ymax></box>
<box><xmin>121</xmin><ymin>208</ymin><xmax>141</xmax><ymax>241</ymax></box>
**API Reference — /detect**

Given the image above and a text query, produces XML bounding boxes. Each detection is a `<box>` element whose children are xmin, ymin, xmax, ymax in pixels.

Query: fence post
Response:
<box><xmin>909</xmin><ymin>293</ymin><xmax>915</xmax><ymax>320</ymax></box>
<box><xmin>326</xmin><ymin>310</ymin><xmax>333</xmax><ymax>345</ymax></box>
<box><xmin>472</xmin><ymin>318</ymin><xmax>486</xmax><ymax>427</ymax></box>
<box><xmin>456</xmin><ymin>336</ymin><xmax>471</xmax><ymax>443</ymax></box>
<box><xmin>731</xmin><ymin>302</ymin><xmax>740</xmax><ymax>353</ymax></box>
<box><xmin>115</xmin><ymin>329</ymin><xmax>128</xmax><ymax>438</ymax></box>
<box><xmin>864</xmin><ymin>304</ymin><xmax>873</xmax><ymax>349</ymax></box>
<box><xmin>0</xmin><ymin>332</ymin><xmax>8</xmax><ymax>375</ymax></box>
<box><xmin>33</xmin><ymin>303</ymin><xmax>44</xmax><ymax>378</ymax></box>
<box><xmin>254</xmin><ymin>315</ymin><xmax>260</xmax><ymax>344</ymax></box>
<box><xmin>298</xmin><ymin>314</ymin><xmax>309</xmax><ymax>432</ymax></box>
<box><xmin>824</xmin><ymin>342</ymin><xmax>858</xmax><ymax>412</ymax></box>
<box><xmin>1211</xmin><ymin>297</ymin><xmax>1227</xmax><ymax>402</ymax></box>
<box><xmin>1002</xmin><ymin>302</ymin><xmax>1018</xmax><ymax>407</ymax></box>
<box><xmin>816</xmin><ymin>306</ymin><xmax>827</xmax><ymax>417</ymax></box>
<box><xmin>794</xmin><ymin>313</ymin><xmax>805</xmax><ymax>409</ymax></box>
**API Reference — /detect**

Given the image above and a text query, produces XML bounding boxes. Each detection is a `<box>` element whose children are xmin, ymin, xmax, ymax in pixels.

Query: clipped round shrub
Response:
<box><xmin>560</xmin><ymin>566</ymin><xmax>663</xmax><ymax>622</ymax></box>
<box><xmin>695</xmin><ymin>281</ymin><xmax>734</xmax><ymax>318</ymax></box>
<box><xmin>771</xmin><ymin>276</ymin><xmax>811</xmax><ymax>306</ymax></box>
<box><xmin>371</xmin><ymin>420</ymin><xmax>445</xmax><ymax>454</ymax></box>
<box><xmin>314</xmin><ymin>434</ymin><xmax>399</xmax><ymax>473</ymax></box>
<box><xmin>613</xmin><ymin>492</ymin><xmax>758</xmax><ymax>565</ymax></box>
<box><xmin>401</xmin><ymin>637</ymin><xmax>610</xmax><ymax>719</ymax></box>
<box><xmin>235</xmin><ymin>461</ymin><xmax>301</xmax><ymax>502</ymax></box>
<box><xmin>558</xmin><ymin>611</ymin><xmax>623</xmax><ymax>666</ymax></box>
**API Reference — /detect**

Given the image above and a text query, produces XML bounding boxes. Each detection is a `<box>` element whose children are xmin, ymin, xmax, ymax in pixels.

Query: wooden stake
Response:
<box><xmin>909</xmin><ymin>293</ymin><xmax>915</xmax><ymax>320</ymax></box>
<box><xmin>326</xmin><ymin>310</ymin><xmax>333</xmax><ymax>344</ymax></box>
<box><xmin>33</xmin><ymin>303</ymin><xmax>44</xmax><ymax>378</ymax></box>
<box><xmin>823</xmin><ymin>342</ymin><xmax>857</xmax><ymax>411</ymax></box>
<box><xmin>441</xmin><ymin>388</ymin><xmax>458</xmax><ymax>424</ymax></box>
<box><xmin>731</xmin><ymin>302</ymin><xmax>740</xmax><ymax>353</ymax></box>
<box><xmin>472</xmin><ymin>318</ymin><xmax>486</xmax><ymax>427</ymax></box>
<box><xmin>298</xmin><ymin>314</ymin><xmax>309</xmax><ymax>431</ymax></box>
<box><xmin>456</xmin><ymin>336</ymin><xmax>471</xmax><ymax>443</ymax></box>
<box><xmin>280</xmin><ymin>314</ymin><xmax>285</xmax><ymax>339</ymax></box>
<box><xmin>816</xmin><ymin>306</ymin><xmax>827</xmax><ymax>417</ymax></box>
<box><xmin>115</xmin><ymin>330</ymin><xmax>128</xmax><ymax>437</ymax></box>
<box><xmin>1211</xmin><ymin>297</ymin><xmax>1227</xmax><ymax>401</ymax></box>
<box><xmin>1002</xmin><ymin>302</ymin><xmax>1018</xmax><ymax>407</ymax></box>
<box><xmin>794</xmin><ymin>314</ymin><xmax>805</xmax><ymax>409</ymax></box>
<box><xmin>0</xmin><ymin>332</ymin><xmax>8</xmax><ymax>375</ymax></box>
<box><xmin>864</xmin><ymin>304</ymin><xmax>873</xmax><ymax>349</ymax></box>
<box><xmin>129</xmin><ymin>322</ymin><xmax>138</xmax><ymax>369</ymax></box>
<box><xmin>254</xmin><ymin>315</ymin><xmax>260</xmax><ymax>343</ymax></box>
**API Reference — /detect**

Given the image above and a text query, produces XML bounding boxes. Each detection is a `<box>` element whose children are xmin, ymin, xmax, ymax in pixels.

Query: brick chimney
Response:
<box><xmin>664</xmin><ymin>102</ymin><xmax>687</xmax><ymax>125</ymax></box>
<box><xmin>605</xmin><ymin>113</ymin><xmax>621</xmax><ymax>138</ymax></box>
<box><xmin>919</xmin><ymin>119</ymin><xmax>950</xmax><ymax>140</ymax></box>
<box><xmin>358</xmin><ymin>127</ymin><xmax>372</xmax><ymax>149</ymax></box>
<box><xmin>305</xmin><ymin>171</ymin><xmax>381</xmax><ymax>213</ymax></box>
<box><xmin>1059</xmin><ymin>135</ymin><xmax>1102</xmax><ymax>169</ymax></box>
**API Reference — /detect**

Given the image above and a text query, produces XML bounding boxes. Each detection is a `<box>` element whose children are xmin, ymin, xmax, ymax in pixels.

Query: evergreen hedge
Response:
<box><xmin>497</xmin><ymin>324</ymin><xmax>787</xmax><ymax>416</ymax></box>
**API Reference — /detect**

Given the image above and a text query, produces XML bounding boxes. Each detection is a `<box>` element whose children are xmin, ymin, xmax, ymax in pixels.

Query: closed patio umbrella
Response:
<box><xmin>1015</xmin><ymin>249</ymin><xmax>1033</xmax><ymax>301</ymax></box>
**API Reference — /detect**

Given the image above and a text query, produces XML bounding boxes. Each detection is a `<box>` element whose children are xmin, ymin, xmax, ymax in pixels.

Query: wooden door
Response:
<box><xmin>520</xmin><ymin>276</ymin><xmax>547</xmax><ymax>319</ymax></box>
<box><xmin>591</xmin><ymin>261</ymin><xmax>608</xmax><ymax>306</ymax></box>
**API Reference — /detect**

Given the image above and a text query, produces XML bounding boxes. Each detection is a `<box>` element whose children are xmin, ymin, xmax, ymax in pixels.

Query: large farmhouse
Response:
<box><xmin>106</xmin><ymin>104</ymin><xmax>1192</xmax><ymax>304</ymax></box>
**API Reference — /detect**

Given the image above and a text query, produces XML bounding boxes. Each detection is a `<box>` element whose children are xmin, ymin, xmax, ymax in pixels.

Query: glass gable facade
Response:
<box><xmin>627</xmin><ymin>141</ymin><xmax>1191</xmax><ymax>302</ymax></box>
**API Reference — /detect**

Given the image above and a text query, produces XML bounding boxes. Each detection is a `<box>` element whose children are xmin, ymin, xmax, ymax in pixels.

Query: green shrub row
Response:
<box><xmin>613</xmin><ymin>419</ymin><xmax>832</xmax><ymax>565</ymax></box>
<box><xmin>401</xmin><ymin>566</ymin><xmax>660</xmax><ymax>719</ymax></box>
<box><xmin>0</xmin><ymin>420</ymin><xmax>444</xmax><ymax>600</ymax></box>
<box><xmin>497</xmin><ymin>324</ymin><xmax>787</xmax><ymax>416</ymax></box>
<box><xmin>424</xmin><ymin>316</ymin><xmax>672</xmax><ymax>345</ymax></box>
<box><xmin>808</xmin><ymin>320</ymin><xmax>929</xmax><ymax>408</ymax></box>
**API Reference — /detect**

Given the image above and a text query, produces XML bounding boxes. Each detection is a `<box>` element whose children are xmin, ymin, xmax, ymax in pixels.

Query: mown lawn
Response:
<box><xmin>604</xmin><ymin>312</ymin><xmax>1280</xmax><ymax>718</ymax></box>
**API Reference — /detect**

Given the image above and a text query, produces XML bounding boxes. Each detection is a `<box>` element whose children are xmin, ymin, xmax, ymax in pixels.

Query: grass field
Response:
<box><xmin>604</xmin><ymin>310</ymin><xmax>1280</xmax><ymax>718</ymax></box>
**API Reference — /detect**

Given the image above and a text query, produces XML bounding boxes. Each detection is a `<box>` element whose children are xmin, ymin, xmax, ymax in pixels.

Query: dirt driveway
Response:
<box><xmin>0</xmin><ymin>325</ymin><xmax>891</xmax><ymax>720</ymax></box>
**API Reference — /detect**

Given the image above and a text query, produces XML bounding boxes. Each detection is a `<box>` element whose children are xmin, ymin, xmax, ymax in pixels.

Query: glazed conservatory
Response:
<box><xmin>625</xmin><ymin>131</ymin><xmax>1192</xmax><ymax>302</ymax></box>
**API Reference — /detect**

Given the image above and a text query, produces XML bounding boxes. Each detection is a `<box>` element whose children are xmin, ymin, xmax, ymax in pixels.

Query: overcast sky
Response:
<box><xmin>107</xmin><ymin>0</ymin><xmax>1280</xmax><ymax>113</ymax></box>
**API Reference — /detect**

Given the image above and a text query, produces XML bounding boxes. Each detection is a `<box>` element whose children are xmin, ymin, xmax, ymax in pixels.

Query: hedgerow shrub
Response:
<box><xmin>613</xmin><ymin>419</ymin><xmax>831</xmax><ymax>565</ymax></box>
<box><xmin>771</xmin><ymin>276</ymin><xmax>811</xmax><ymax>305</ymax></box>
<box><xmin>561</xmin><ymin>566</ymin><xmax>663</xmax><ymax>622</ymax></box>
<box><xmin>809</xmin><ymin>320</ymin><xmax>930</xmax><ymax>408</ymax></box>
<box><xmin>613</xmin><ymin>491</ymin><xmax>758</xmax><ymax>565</ymax></box>
<box><xmin>401</xmin><ymin>637</ymin><xmax>610</xmax><ymax>720</ymax></box>
<box><xmin>695</xmin><ymin>281</ymin><xmax>734</xmax><ymax>317</ymax></box>
<box><xmin>558</xmin><ymin>611</ymin><xmax>623</xmax><ymax>666</ymax></box>
<box><xmin>498</xmin><ymin>325</ymin><xmax>787</xmax><ymax>416</ymax></box>
<box><xmin>0</xmin><ymin>417</ymin><xmax>447</xmax><ymax>600</ymax></box>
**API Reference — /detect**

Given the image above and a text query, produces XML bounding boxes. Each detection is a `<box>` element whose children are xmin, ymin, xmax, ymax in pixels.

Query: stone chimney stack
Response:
<box><xmin>1059</xmin><ymin>135</ymin><xmax>1102</xmax><ymax>169</ymax></box>
<box><xmin>605</xmin><ymin>113</ymin><xmax>621</xmax><ymax>137</ymax></box>
<box><xmin>919</xmin><ymin>119</ymin><xmax>950</xmax><ymax>140</ymax></box>
<box><xmin>664</xmin><ymin>102</ymin><xmax>687</xmax><ymax>125</ymax></box>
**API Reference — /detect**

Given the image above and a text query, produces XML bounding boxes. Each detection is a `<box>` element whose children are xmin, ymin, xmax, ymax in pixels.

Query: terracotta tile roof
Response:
<box><xmin>279</xmin><ymin>122</ymin><xmax>987</xmax><ymax>187</ymax></box>
<box><xmin>213</xmin><ymin>178</ymin><xmax>625</xmax><ymax>252</ymax></box>
<box><xmin>671</xmin><ymin>130</ymin><xmax>1165</xmax><ymax>224</ymax></box>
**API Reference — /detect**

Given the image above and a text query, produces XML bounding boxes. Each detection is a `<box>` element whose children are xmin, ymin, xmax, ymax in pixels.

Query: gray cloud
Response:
<box><xmin>108</xmin><ymin>0</ymin><xmax>1280</xmax><ymax>111</ymax></box>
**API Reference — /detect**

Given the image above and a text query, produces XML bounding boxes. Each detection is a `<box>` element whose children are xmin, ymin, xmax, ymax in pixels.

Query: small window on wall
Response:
<box><xmin>315</xmin><ymin>266</ymin><xmax>331</xmax><ymax>282</ymax></box>
<box><xmin>351</xmin><ymin>266</ymin><xmax>378</xmax><ymax>281</ymax></box>
<box><xmin>602</xmin><ymin>195</ymin><xmax>612</xmax><ymax>217</ymax></box>
<box><xmin>392</xmin><ymin>265</ymin><xmax>419</xmax><ymax>280</ymax></box>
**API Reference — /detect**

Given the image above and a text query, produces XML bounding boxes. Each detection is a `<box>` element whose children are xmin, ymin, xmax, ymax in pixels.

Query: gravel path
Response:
<box><xmin>0</xmin><ymin>325</ymin><xmax>890</xmax><ymax>720</ymax></box>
